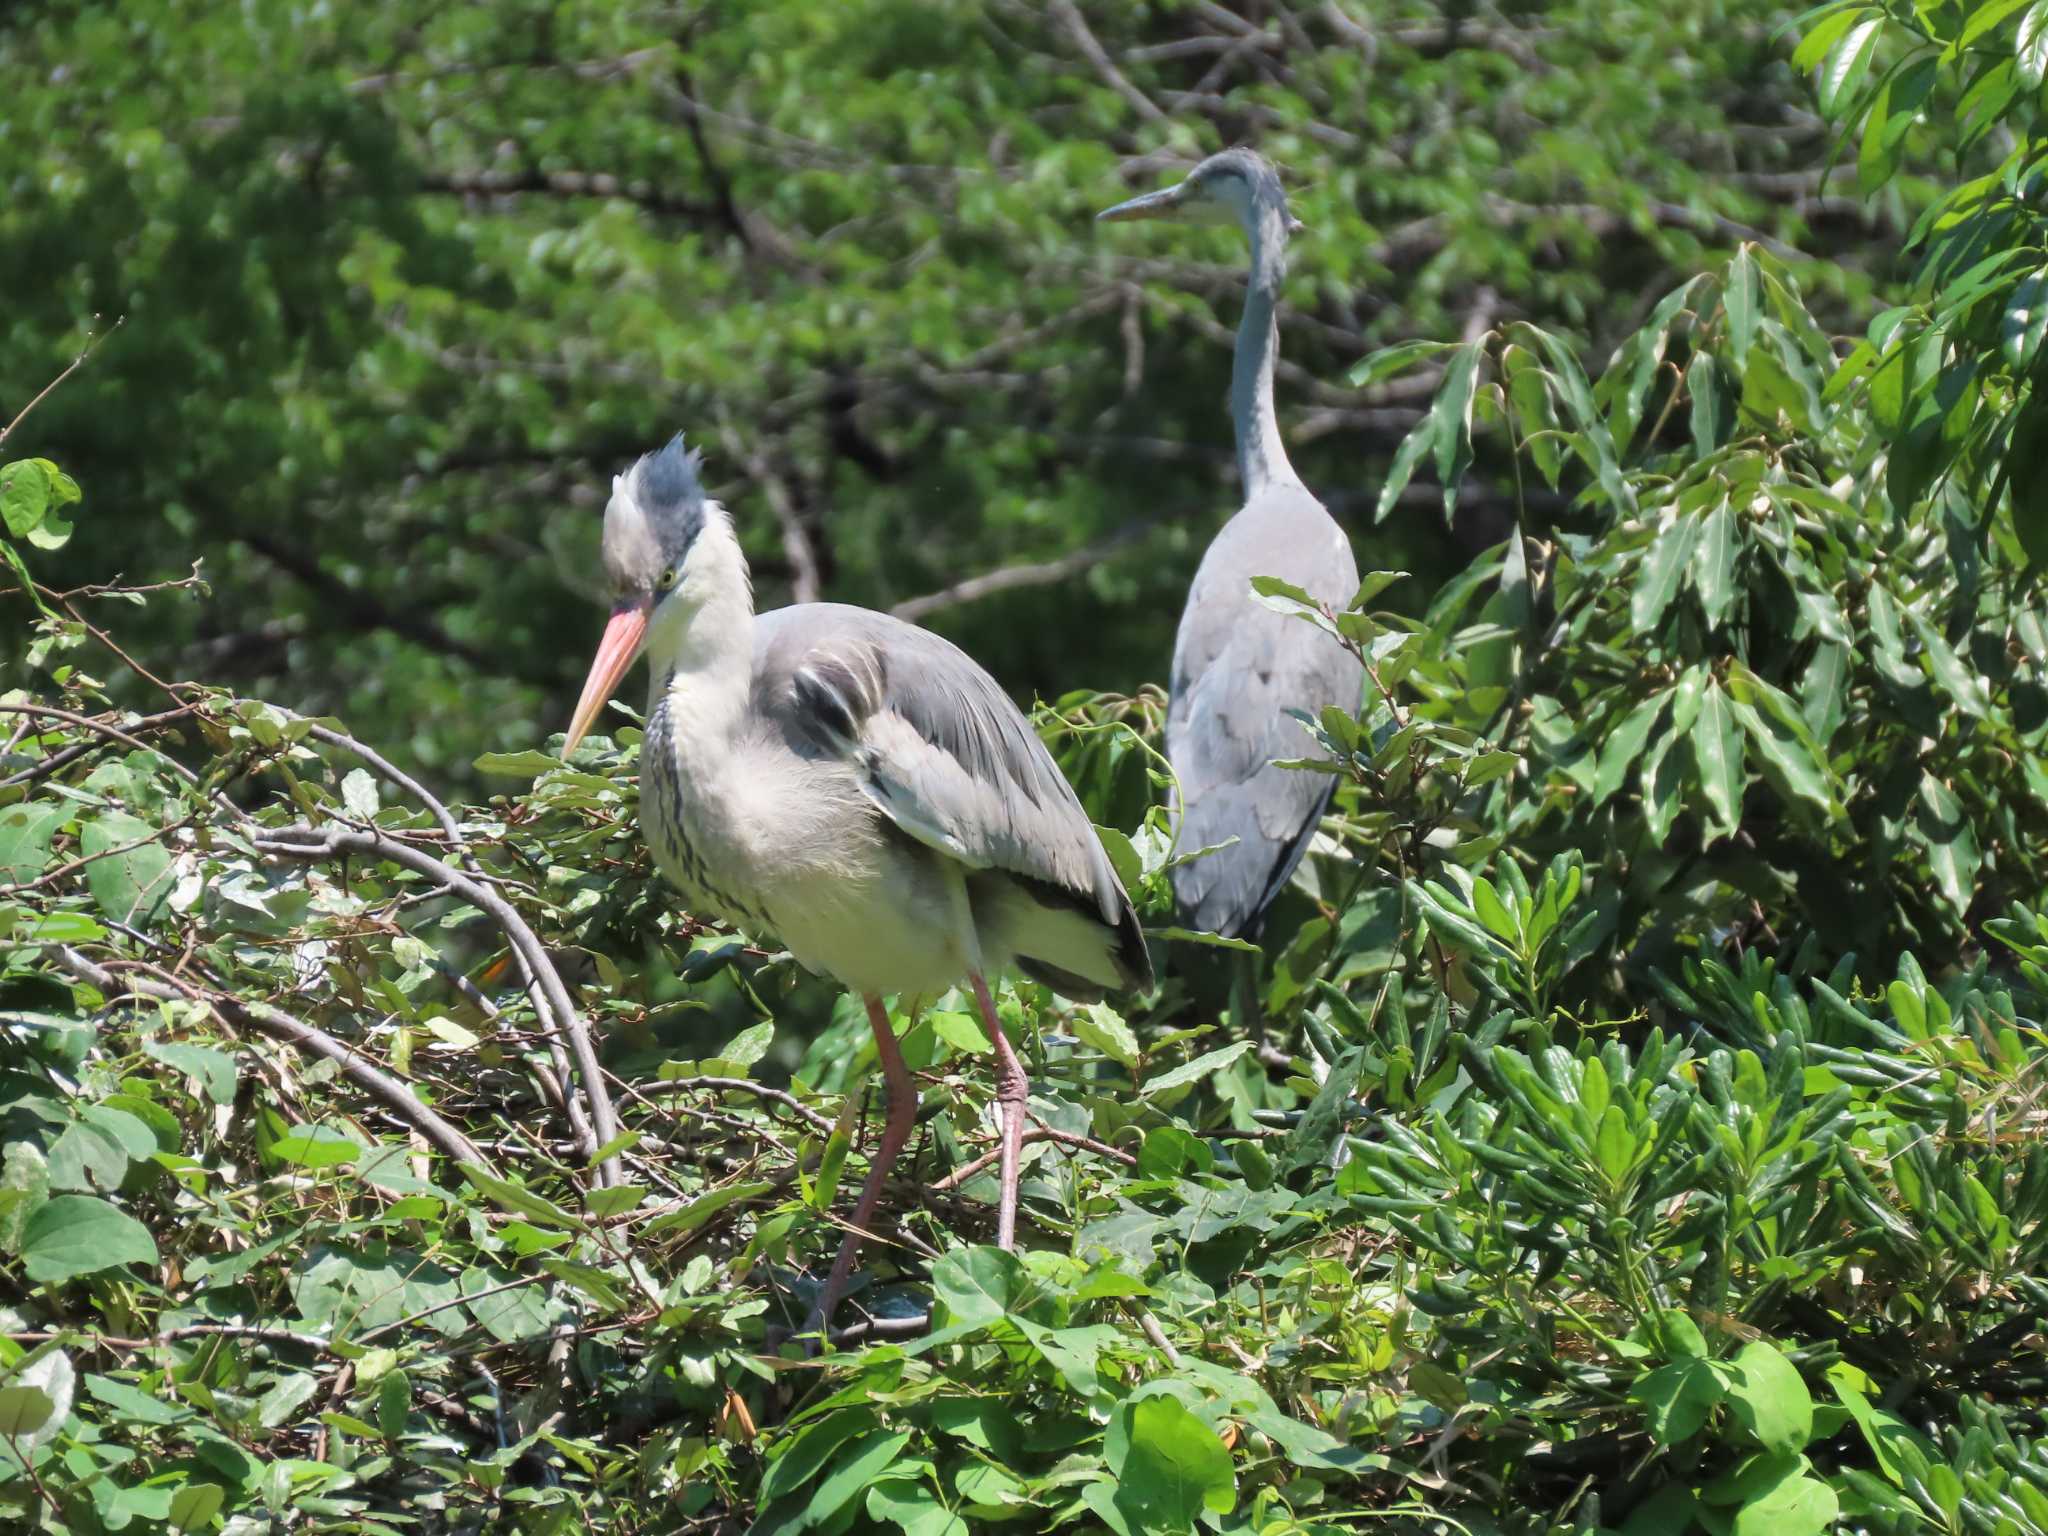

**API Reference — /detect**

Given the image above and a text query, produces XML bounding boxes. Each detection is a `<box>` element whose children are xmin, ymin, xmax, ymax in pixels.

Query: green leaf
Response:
<box><xmin>340</xmin><ymin>767</ymin><xmax>381</xmax><ymax>818</ymax></box>
<box><xmin>1348</xmin><ymin>338</ymin><xmax>1457</xmax><ymax>388</ymax></box>
<box><xmin>1688</xmin><ymin>352</ymin><xmax>1726</xmax><ymax>455</ymax></box>
<box><xmin>1594</xmin><ymin>1104</ymin><xmax>1634</xmax><ymax>1184</ymax></box>
<box><xmin>0</xmin><ymin>458</ymin><xmax>51</xmax><ymax>537</ymax></box>
<box><xmin>1692</xmin><ymin>499</ymin><xmax>1739</xmax><ymax>628</ymax></box>
<box><xmin>1817</xmin><ymin>16</ymin><xmax>1883</xmax><ymax>116</ymax></box>
<box><xmin>1431</xmin><ymin>338</ymin><xmax>1485</xmax><ymax>523</ymax></box>
<box><xmin>927</xmin><ymin>1008</ymin><xmax>991</xmax><ymax>1055</ymax></box>
<box><xmin>377</xmin><ymin>1368</ymin><xmax>411</xmax><ymax>1439</ymax></box>
<box><xmin>1631</xmin><ymin>515</ymin><xmax>1701</xmax><ymax>635</ymax></box>
<box><xmin>1725</xmin><ymin>247</ymin><xmax>1760</xmax><ymax>355</ymax></box>
<box><xmin>1375</xmin><ymin>412</ymin><xmax>1441</xmax><ymax>523</ymax></box>
<box><xmin>1110</xmin><ymin>1396</ymin><xmax>1236</xmax><ymax>1524</ymax></box>
<box><xmin>807</xmin><ymin>1430</ymin><xmax>914</xmax><ymax>1527</ymax></box>
<box><xmin>168</xmin><ymin>1484</ymin><xmax>225</xmax><ymax>1533</ymax></box>
<box><xmin>1905</xmin><ymin>607</ymin><xmax>1988</xmax><ymax>716</ymax></box>
<box><xmin>1631</xmin><ymin>1358</ymin><xmax>1725</xmax><ymax>1444</ymax></box>
<box><xmin>866</xmin><ymin>1481</ymin><xmax>968</xmax><ymax>1536</ymax></box>
<box><xmin>1594</xmin><ymin>694</ymin><xmax>1666</xmax><ymax>806</ymax></box>
<box><xmin>2021</xmin><ymin>0</ymin><xmax>2048</xmax><ymax>86</ymax></box>
<box><xmin>1914</xmin><ymin>770</ymin><xmax>1982</xmax><ymax>916</ymax></box>
<box><xmin>1692</xmin><ymin>682</ymin><xmax>1746</xmax><ymax>838</ymax></box>
<box><xmin>144</xmin><ymin>1041</ymin><xmax>238</xmax><ymax>1103</ymax></box>
<box><xmin>1074</xmin><ymin>1003</ymin><xmax>1139</xmax><ymax>1070</ymax></box>
<box><xmin>255</xmin><ymin>1370</ymin><xmax>320</xmax><ymax>1428</ymax></box>
<box><xmin>0</xmin><ymin>1350</ymin><xmax>72</xmax><ymax>1450</ymax></box>
<box><xmin>758</xmin><ymin>1408</ymin><xmax>877</xmax><ymax>1506</ymax></box>
<box><xmin>930</xmin><ymin>1245</ymin><xmax>1030</xmax><ymax>1328</ymax></box>
<box><xmin>271</xmin><ymin>1124</ymin><xmax>363</xmax><ymax>1170</ymax></box>
<box><xmin>19</xmin><ymin>1194</ymin><xmax>159</xmax><ymax>1283</ymax></box>
<box><xmin>2003</xmin><ymin>270</ymin><xmax>2048</xmax><ymax>370</ymax></box>
<box><xmin>640</xmin><ymin>1179</ymin><xmax>773</xmax><ymax>1237</ymax></box>
<box><xmin>0</xmin><ymin>801</ymin><xmax>64</xmax><ymax>883</ymax></box>
<box><xmin>81</xmin><ymin>810</ymin><xmax>173</xmax><ymax>927</ymax></box>
<box><xmin>1724</xmin><ymin>1341</ymin><xmax>1814</xmax><ymax>1455</ymax></box>
<box><xmin>1728</xmin><ymin>695</ymin><xmax>1834</xmax><ymax>814</ymax></box>
<box><xmin>1142</xmin><ymin>1039</ymin><xmax>1254</xmax><ymax>1097</ymax></box>
<box><xmin>461</xmin><ymin>1163</ymin><xmax>582</xmax><ymax>1227</ymax></box>
<box><xmin>1730</xmin><ymin>1469</ymin><xmax>1838</xmax><ymax>1536</ymax></box>
<box><xmin>1792</xmin><ymin>6</ymin><xmax>1868</xmax><ymax>71</ymax></box>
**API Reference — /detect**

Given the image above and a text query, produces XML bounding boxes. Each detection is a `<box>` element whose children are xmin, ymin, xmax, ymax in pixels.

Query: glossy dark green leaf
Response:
<box><xmin>1914</xmin><ymin>770</ymin><xmax>1982</xmax><ymax>915</ymax></box>
<box><xmin>1431</xmin><ymin>338</ymin><xmax>1485</xmax><ymax>523</ymax></box>
<box><xmin>1688</xmin><ymin>352</ymin><xmax>1726</xmax><ymax>454</ymax></box>
<box><xmin>1631</xmin><ymin>516</ymin><xmax>1701</xmax><ymax>635</ymax></box>
<box><xmin>1375</xmin><ymin>413</ymin><xmax>1441</xmax><ymax>524</ymax></box>
<box><xmin>1693</xmin><ymin>681</ymin><xmax>1745</xmax><ymax>838</ymax></box>
<box><xmin>1816</xmin><ymin>15</ymin><xmax>1883</xmax><ymax>116</ymax></box>
<box><xmin>1693</xmin><ymin>498</ymin><xmax>1739</xmax><ymax>628</ymax></box>
<box><xmin>1725</xmin><ymin>247</ymin><xmax>1761</xmax><ymax>356</ymax></box>
<box><xmin>2021</xmin><ymin>0</ymin><xmax>2048</xmax><ymax>86</ymax></box>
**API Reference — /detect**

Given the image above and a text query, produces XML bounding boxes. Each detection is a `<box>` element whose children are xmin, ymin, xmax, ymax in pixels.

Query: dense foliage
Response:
<box><xmin>1</xmin><ymin>0</ymin><xmax>1936</xmax><ymax>783</ymax></box>
<box><xmin>10</xmin><ymin>1</ymin><xmax>2048</xmax><ymax>1535</ymax></box>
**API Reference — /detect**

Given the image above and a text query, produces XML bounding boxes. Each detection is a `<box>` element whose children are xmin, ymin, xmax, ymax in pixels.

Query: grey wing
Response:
<box><xmin>1167</xmin><ymin>495</ymin><xmax>1359</xmax><ymax>938</ymax></box>
<box><xmin>753</xmin><ymin>604</ymin><xmax>1151</xmax><ymax>984</ymax></box>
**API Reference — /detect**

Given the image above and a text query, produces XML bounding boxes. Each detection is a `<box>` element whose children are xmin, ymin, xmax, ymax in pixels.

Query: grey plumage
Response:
<box><xmin>563</xmin><ymin>442</ymin><xmax>1151</xmax><ymax>1315</ymax></box>
<box><xmin>752</xmin><ymin>603</ymin><xmax>1151</xmax><ymax>997</ymax></box>
<box><xmin>1100</xmin><ymin>147</ymin><xmax>1359</xmax><ymax>939</ymax></box>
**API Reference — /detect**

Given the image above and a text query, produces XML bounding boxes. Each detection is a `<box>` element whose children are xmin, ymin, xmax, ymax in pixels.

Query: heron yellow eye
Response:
<box><xmin>657</xmin><ymin>567</ymin><xmax>678</xmax><ymax>591</ymax></box>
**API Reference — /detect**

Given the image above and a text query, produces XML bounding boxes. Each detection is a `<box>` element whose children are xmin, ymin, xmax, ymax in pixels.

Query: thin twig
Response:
<box><xmin>251</xmin><ymin>823</ymin><xmax>621</xmax><ymax>1186</ymax></box>
<box><xmin>0</xmin><ymin>703</ymin><xmax>251</xmax><ymax>823</ymax></box>
<box><xmin>640</xmin><ymin>1074</ymin><xmax>835</xmax><ymax>1137</ymax></box>
<box><xmin>0</xmin><ymin>812</ymin><xmax>197</xmax><ymax>898</ymax></box>
<box><xmin>0</xmin><ymin>704</ymin><xmax>201</xmax><ymax>790</ymax></box>
<box><xmin>1049</xmin><ymin>0</ymin><xmax>1166</xmax><ymax>123</ymax></box>
<box><xmin>0</xmin><ymin>317</ymin><xmax>122</xmax><ymax>450</ymax></box>
<box><xmin>49</xmin><ymin>946</ymin><xmax>488</xmax><ymax>1168</ymax></box>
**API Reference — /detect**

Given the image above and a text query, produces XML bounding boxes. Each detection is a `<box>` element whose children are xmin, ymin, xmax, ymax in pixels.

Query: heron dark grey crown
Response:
<box><xmin>633</xmin><ymin>434</ymin><xmax>708</xmax><ymax>560</ymax></box>
<box><xmin>1196</xmin><ymin>147</ymin><xmax>1289</xmax><ymax>216</ymax></box>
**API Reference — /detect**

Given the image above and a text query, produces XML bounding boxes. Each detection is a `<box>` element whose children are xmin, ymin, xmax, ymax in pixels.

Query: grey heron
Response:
<box><xmin>1099</xmin><ymin>148</ymin><xmax>1359</xmax><ymax>944</ymax></box>
<box><xmin>561</xmin><ymin>437</ymin><xmax>1152</xmax><ymax>1333</ymax></box>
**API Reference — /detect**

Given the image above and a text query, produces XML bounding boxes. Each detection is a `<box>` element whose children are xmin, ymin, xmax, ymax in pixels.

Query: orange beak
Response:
<box><xmin>563</xmin><ymin>599</ymin><xmax>650</xmax><ymax>758</ymax></box>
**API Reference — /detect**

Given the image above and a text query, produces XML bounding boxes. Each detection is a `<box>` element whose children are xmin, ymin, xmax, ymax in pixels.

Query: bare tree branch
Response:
<box><xmin>1050</xmin><ymin>0</ymin><xmax>1168</xmax><ymax>123</ymax></box>
<box><xmin>891</xmin><ymin>518</ymin><xmax>1159</xmax><ymax>624</ymax></box>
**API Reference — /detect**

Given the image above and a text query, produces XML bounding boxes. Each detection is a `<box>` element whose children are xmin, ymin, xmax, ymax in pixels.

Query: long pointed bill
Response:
<box><xmin>1095</xmin><ymin>183</ymin><xmax>1192</xmax><ymax>222</ymax></box>
<box><xmin>563</xmin><ymin>600</ymin><xmax>649</xmax><ymax>758</ymax></box>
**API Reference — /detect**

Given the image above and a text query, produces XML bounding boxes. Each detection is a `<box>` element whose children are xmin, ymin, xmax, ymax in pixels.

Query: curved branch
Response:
<box><xmin>50</xmin><ymin>946</ymin><xmax>488</xmax><ymax>1169</ymax></box>
<box><xmin>250</xmin><ymin>823</ymin><xmax>623</xmax><ymax>1187</ymax></box>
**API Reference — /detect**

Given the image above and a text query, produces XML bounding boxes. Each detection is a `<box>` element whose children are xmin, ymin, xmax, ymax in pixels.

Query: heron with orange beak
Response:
<box><xmin>563</xmin><ymin>436</ymin><xmax>1153</xmax><ymax>1336</ymax></box>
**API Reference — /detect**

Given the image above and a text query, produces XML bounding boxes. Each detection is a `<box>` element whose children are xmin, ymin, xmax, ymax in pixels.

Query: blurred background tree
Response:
<box><xmin>0</xmin><ymin>0</ymin><xmax>1931</xmax><ymax>781</ymax></box>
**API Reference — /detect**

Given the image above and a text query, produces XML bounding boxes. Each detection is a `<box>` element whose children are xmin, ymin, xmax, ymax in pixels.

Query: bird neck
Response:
<box><xmin>643</xmin><ymin>529</ymin><xmax>755</xmax><ymax>741</ymax></box>
<box><xmin>1232</xmin><ymin>203</ymin><xmax>1299</xmax><ymax>499</ymax></box>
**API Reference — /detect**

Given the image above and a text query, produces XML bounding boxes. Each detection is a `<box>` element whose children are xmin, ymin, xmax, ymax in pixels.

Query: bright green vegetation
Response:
<box><xmin>7</xmin><ymin>1</ymin><xmax>2048</xmax><ymax>1533</ymax></box>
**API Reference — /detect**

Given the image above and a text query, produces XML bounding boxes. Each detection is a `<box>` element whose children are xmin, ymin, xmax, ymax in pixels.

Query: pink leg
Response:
<box><xmin>970</xmin><ymin>972</ymin><xmax>1028</xmax><ymax>1251</ymax></box>
<box><xmin>807</xmin><ymin>994</ymin><xmax>919</xmax><ymax>1340</ymax></box>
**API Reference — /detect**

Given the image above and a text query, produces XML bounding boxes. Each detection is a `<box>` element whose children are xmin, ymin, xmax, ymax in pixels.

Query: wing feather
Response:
<box><xmin>1166</xmin><ymin>489</ymin><xmax>1359</xmax><ymax>937</ymax></box>
<box><xmin>754</xmin><ymin>605</ymin><xmax>1147</xmax><ymax>988</ymax></box>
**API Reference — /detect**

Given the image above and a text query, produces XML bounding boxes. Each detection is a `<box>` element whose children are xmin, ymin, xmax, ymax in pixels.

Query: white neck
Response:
<box><xmin>642</xmin><ymin>519</ymin><xmax>755</xmax><ymax>738</ymax></box>
<box><xmin>1231</xmin><ymin>200</ymin><xmax>1299</xmax><ymax>499</ymax></box>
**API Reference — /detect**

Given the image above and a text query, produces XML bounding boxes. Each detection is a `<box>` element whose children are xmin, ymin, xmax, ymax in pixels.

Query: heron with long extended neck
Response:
<box><xmin>561</xmin><ymin>438</ymin><xmax>1152</xmax><ymax>1336</ymax></box>
<box><xmin>1099</xmin><ymin>148</ymin><xmax>1359</xmax><ymax>948</ymax></box>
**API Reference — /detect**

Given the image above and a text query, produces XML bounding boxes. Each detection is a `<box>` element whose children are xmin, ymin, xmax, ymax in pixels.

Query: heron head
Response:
<box><xmin>1096</xmin><ymin>147</ymin><xmax>1301</xmax><ymax>237</ymax></box>
<box><xmin>564</xmin><ymin>434</ymin><xmax>715</xmax><ymax>756</ymax></box>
